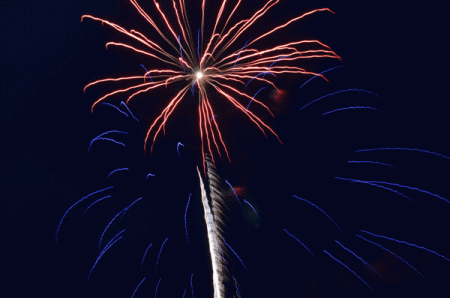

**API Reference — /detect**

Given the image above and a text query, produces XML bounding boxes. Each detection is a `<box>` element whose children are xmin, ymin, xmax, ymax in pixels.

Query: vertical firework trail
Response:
<box><xmin>197</xmin><ymin>162</ymin><xmax>223</xmax><ymax>298</ymax></box>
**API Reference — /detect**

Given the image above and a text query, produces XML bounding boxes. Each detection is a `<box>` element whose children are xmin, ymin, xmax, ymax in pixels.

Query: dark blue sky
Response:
<box><xmin>2</xmin><ymin>1</ymin><xmax>449</xmax><ymax>297</ymax></box>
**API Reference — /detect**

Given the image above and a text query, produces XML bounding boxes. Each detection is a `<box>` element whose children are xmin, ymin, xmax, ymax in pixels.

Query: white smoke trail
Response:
<box><xmin>197</xmin><ymin>166</ymin><xmax>224</xmax><ymax>298</ymax></box>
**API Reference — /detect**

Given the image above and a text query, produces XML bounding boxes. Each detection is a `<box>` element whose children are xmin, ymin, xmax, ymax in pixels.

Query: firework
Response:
<box><xmin>81</xmin><ymin>0</ymin><xmax>340</xmax><ymax>171</ymax></box>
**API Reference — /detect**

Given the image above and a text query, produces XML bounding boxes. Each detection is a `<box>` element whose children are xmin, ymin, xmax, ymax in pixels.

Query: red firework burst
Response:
<box><xmin>82</xmin><ymin>0</ymin><xmax>340</xmax><ymax>170</ymax></box>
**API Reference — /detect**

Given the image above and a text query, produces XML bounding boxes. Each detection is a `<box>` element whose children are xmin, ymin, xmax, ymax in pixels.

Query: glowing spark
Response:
<box><xmin>155</xmin><ymin>237</ymin><xmax>168</xmax><ymax>273</ymax></box>
<box><xmin>154</xmin><ymin>278</ymin><xmax>162</xmax><ymax>297</ymax></box>
<box><xmin>82</xmin><ymin>0</ymin><xmax>340</xmax><ymax>170</ymax></box>
<box><xmin>299</xmin><ymin>89</ymin><xmax>384</xmax><ymax>111</ymax></box>
<box><xmin>107</xmin><ymin>168</ymin><xmax>129</xmax><ymax>179</ymax></box>
<box><xmin>87</xmin><ymin>130</ymin><xmax>128</xmax><ymax>153</ymax></box>
<box><xmin>131</xmin><ymin>277</ymin><xmax>146</xmax><ymax>298</ymax></box>
<box><xmin>225</xmin><ymin>180</ymin><xmax>240</xmax><ymax>204</ymax></box>
<box><xmin>292</xmin><ymin>195</ymin><xmax>341</xmax><ymax>232</ymax></box>
<box><xmin>101</xmin><ymin>103</ymin><xmax>129</xmax><ymax>117</ymax></box>
<box><xmin>243</xmin><ymin>199</ymin><xmax>259</xmax><ymax>217</ymax></box>
<box><xmin>185</xmin><ymin>193</ymin><xmax>191</xmax><ymax>246</ymax></box>
<box><xmin>356</xmin><ymin>234</ymin><xmax>424</xmax><ymax>278</ymax></box>
<box><xmin>83</xmin><ymin>195</ymin><xmax>112</xmax><ymax>214</ymax></box>
<box><xmin>56</xmin><ymin>186</ymin><xmax>114</xmax><ymax>246</ymax></box>
<box><xmin>223</xmin><ymin>239</ymin><xmax>249</xmax><ymax>272</ymax></box>
<box><xmin>335</xmin><ymin>177</ymin><xmax>415</xmax><ymax>203</ymax></box>
<box><xmin>347</xmin><ymin>160</ymin><xmax>398</xmax><ymax>169</ymax></box>
<box><xmin>334</xmin><ymin>240</ymin><xmax>384</xmax><ymax>279</ymax></box>
<box><xmin>89</xmin><ymin>229</ymin><xmax>125</xmax><ymax>279</ymax></box>
<box><xmin>360</xmin><ymin>230</ymin><xmax>450</xmax><ymax>261</ymax></box>
<box><xmin>322</xmin><ymin>106</ymin><xmax>382</xmax><ymax>116</ymax></box>
<box><xmin>177</xmin><ymin>142</ymin><xmax>184</xmax><ymax>157</ymax></box>
<box><xmin>141</xmin><ymin>242</ymin><xmax>153</xmax><ymax>269</ymax></box>
<box><xmin>120</xmin><ymin>197</ymin><xmax>143</xmax><ymax>220</ymax></box>
<box><xmin>299</xmin><ymin>65</ymin><xmax>344</xmax><ymax>89</ymax></box>
<box><xmin>283</xmin><ymin>229</ymin><xmax>313</xmax><ymax>256</ymax></box>
<box><xmin>352</xmin><ymin>178</ymin><xmax>448</xmax><ymax>204</ymax></box>
<box><xmin>355</xmin><ymin>147</ymin><xmax>450</xmax><ymax>161</ymax></box>
<box><xmin>99</xmin><ymin>209</ymin><xmax>125</xmax><ymax>250</ymax></box>
<box><xmin>323</xmin><ymin>250</ymin><xmax>374</xmax><ymax>291</ymax></box>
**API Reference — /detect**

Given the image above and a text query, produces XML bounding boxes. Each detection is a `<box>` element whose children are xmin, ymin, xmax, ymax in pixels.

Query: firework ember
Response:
<box><xmin>82</xmin><ymin>0</ymin><xmax>340</xmax><ymax>170</ymax></box>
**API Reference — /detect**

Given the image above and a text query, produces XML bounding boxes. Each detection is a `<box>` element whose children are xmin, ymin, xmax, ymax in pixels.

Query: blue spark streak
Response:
<box><xmin>185</xmin><ymin>193</ymin><xmax>191</xmax><ymax>246</ymax></box>
<box><xmin>182</xmin><ymin>288</ymin><xmax>186</xmax><ymax>298</ymax></box>
<box><xmin>243</xmin><ymin>199</ymin><xmax>259</xmax><ymax>218</ymax></box>
<box><xmin>244</xmin><ymin>72</ymin><xmax>275</xmax><ymax>90</ymax></box>
<box><xmin>233</xmin><ymin>38</ymin><xmax>252</xmax><ymax>71</ymax></box>
<box><xmin>283</xmin><ymin>229</ymin><xmax>313</xmax><ymax>256</ymax></box>
<box><xmin>120</xmin><ymin>101</ymin><xmax>139</xmax><ymax>122</ymax></box>
<box><xmin>299</xmin><ymin>66</ymin><xmax>344</xmax><ymax>89</ymax></box>
<box><xmin>356</xmin><ymin>234</ymin><xmax>424</xmax><ymax>278</ymax></box>
<box><xmin>107</xmin><ymin>167</ymin><xmax>129</xmax><ymax>179</ymax></box>
<box><xmin>335</xmin><ymin>177</ymin><xmax>415</xmax><ymax>203</ymax></box>
<box><xmin>140</xmin><ymin>64</ymin><xmax>154</xmax><ymax>83</ymax></box>
<box><xmin>224</xmin><ymin>240</ymin><xmax>249</xmax><ymax>272</ymax></box>
<box><xmin>225</xmin><ymin>180</ymin><xmax>240</xmax><ymax>204</ymax></box>
<box><xmin>101</xmin><ymin>103</ymin><xmax>129</xmax><ymax>118</ymax></box>
<box><xmin>190</xmin><ymin>273</ymin><xmax>194</xmax><ymax>298</ymax></box>
<box><xmin>89</xmin><ymin>230</ymin><xmax>124</xmax><ymax>279</ymax></box>
<box><xmin>106</xmin><ymin>229</ymin><xmax>126</xmax><ymax>249</ymax></box>
<box><xmin>347</xmin><ymin>160</ymin><xmax>398</xmax><ymax>169</ymax></box>
<box><xmin>99</xmin><ymin>197</ymin><xmax>142</xmax><ymax>249</ymax></box>
<box><xmin>177</xmin><ymin>142</ymin><xmax>184</xmax><ymax>158</ymax></box>
<box><xmin>88</xmin><ymin>130</ymin><xmax>128</xmax><ymax>153</ymax></box>
<box><xmin>322</xmin><ymin>106</ymin><xmax>382</xmax><ymax>116</ymax></box>
<box><xmin>334</xmin><ymin>240</ymin><xmax>383</xmax><ymax>279</ymax></box>
<box><xmin>211</xmin><ymin>115</ymin><xmax>217</xmax><ymax>122</ymax></box>
<box><xmin>178</xmin><ymin>36</ymin><xmax>185</xmax><ymax>73</ymax></box>
<box><xmin>361</xmin><ymin>230</ymin><xmax>450</xmax><ymax>262</ymax></box>
<box><xmin>155</xmin><ymin>238</ymin><xmax>168</xmax><ymax>273</ymax></box>
<box><xmin>191</xmin><ymin>81</ymin><xmax>196</xmax><ymax>96</ymax></box>
<box><xmin>147</xmin><ymin>173</ymin><xmax>155</xmax><ymax>179</ymax></box>
<box><xmin>141</xmin><ymin>242</ymin><xmax>153</xmax><ymax>269</ymax></box>
<box><xmin>120</xmin><ymin>197</ymin><xmax>143</xmax><ymax>220</ymax></box>
<box><xmin>292</xmin><ymin>195</ymin><xmax>342</xmax><ymax>232</ymax></box>
<box><xmin>99</xmin><ymin>209</ymin><xmax>124</xmax><ymax>250</ymax></box>
<box><xmin>234</xmin><ymin>277</ymin><xmax>241</xmax><ymax>298</ymax></box>
<box><xmin>323</xmin><ymin>250</ymin><xmax>374</xmax><ymax>291</ymax></box>
<box><xmin>56</xmin><ymin>186</ymin><xmax>113</xmax><ymax>246</ymax></box>
<box><xmin>299</xmin><ymin>89</ymin><xmax>385</xmax><ymax>111</ymax></box>
<box><xmin>246</xmin><ymin>87</ymin><xmax>269</xmax><ymax>113</ymax></box>
<box><xmin>197</xmin><ymin>29</ymin><xmax>200</xmax><ymax>61</ymax></box>
<box><xmin>356</xmin><ymin>147</ymin><xmax>450</xmax><ymax>161</ymax></box>
<box><xmin>261</xmin><ymin>56</ymin><xmax>289</xmax><ymax>79</ymax></box>
<box><xmin>88</xmin><ymin>138</ymin><xmax>125</xmax><ymax>153</ymax></box>
<box><xmin>89</xmin><ymin>236</ymin><xmax>123</xmax><ymax>278</ymax></box>
<box><xmin>155</xmin><ymin>278</ymin><xmax>162</xmax><ymax>297</ymax></box>
<box><xmin>364</xmin><ymin>180</ymin><xmax>449</xmax><ymax>204</ymax></box>
<box><xmin>83</xmin><ymin>195</ymin><xmax>111</xmax><ymax>215</ymax></box>
<box><xmin>131</xmin><ymin>277</ymin><xmax>146</xmax><ymax>298</ymax></box>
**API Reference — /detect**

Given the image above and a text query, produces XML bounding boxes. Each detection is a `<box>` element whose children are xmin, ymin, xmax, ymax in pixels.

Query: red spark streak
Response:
<box><xmin>82</xmin><ymin>0</ymin><xmax>340</xmax><ymax>170</ymax></box>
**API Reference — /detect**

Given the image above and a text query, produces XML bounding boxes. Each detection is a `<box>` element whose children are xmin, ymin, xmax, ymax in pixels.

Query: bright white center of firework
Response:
<box><xmin>196</xmin><ymin>71</ymin><xmax>202</xmax><ymax>79</ymax></box>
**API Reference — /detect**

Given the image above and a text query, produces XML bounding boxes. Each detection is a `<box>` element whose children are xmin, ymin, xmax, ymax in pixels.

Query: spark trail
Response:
<box><xmin>82</xmin><ymin>0</ymin><xmax>340</xmax><ymax>171</ymax></box>
<box><xmin>197</xmin><ymin>163</ymin><xmax>224</xmax><ymax>298</ymax></box>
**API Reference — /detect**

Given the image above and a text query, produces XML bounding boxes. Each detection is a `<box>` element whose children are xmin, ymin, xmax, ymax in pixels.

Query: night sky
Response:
<box><xmin>2</xmin><ymin>1</ymin><xmax>449</xmax><ymax>297</ymax></box>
